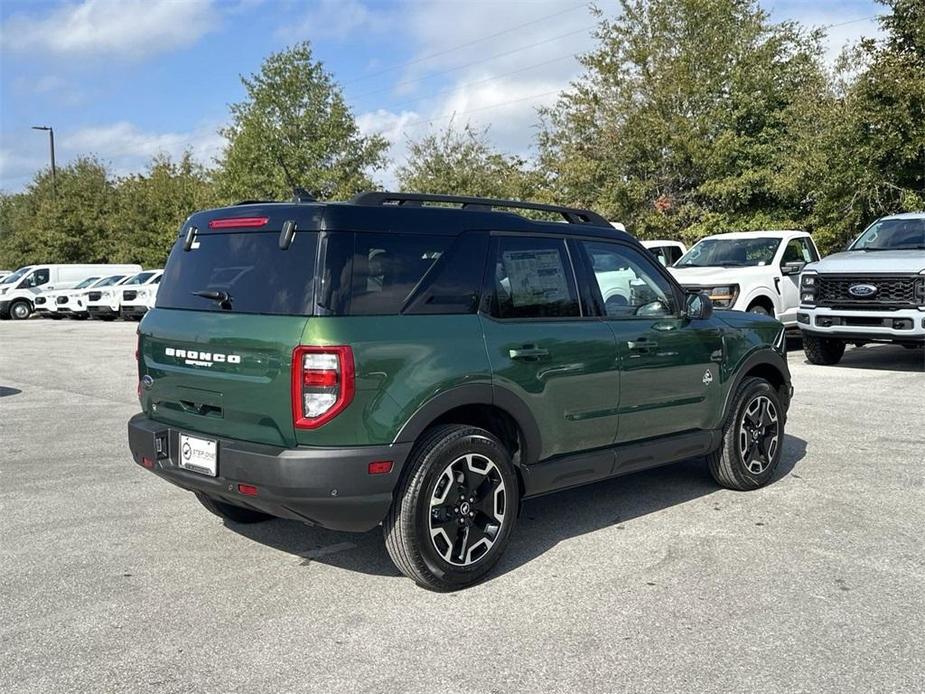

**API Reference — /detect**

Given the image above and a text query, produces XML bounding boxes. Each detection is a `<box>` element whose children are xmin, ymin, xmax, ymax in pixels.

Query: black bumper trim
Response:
<box><xmin>127</xmin><ymin>414</ymin><xmax>412</xmax><ymax>532</ymax></box>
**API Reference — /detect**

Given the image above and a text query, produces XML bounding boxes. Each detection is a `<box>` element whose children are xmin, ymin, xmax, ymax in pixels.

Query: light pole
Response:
<box><xmin>31</xmin><ymin>125</ymin><xmax>57</xmax><ymax>197</ymax></box>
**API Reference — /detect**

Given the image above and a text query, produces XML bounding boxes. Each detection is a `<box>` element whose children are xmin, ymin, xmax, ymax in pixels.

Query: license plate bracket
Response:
<box><xmin>178</xmin><ymin>433</ymin><xmax>218</xmax><ymax>477</ymax></box>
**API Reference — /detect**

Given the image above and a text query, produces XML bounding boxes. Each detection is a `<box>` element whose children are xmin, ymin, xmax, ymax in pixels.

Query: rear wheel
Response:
<box><xmin>384</xmin><ymin>424</ymin><xmax>519</xmax><ymax>591</ymax></box>
<box><xmin>708</xmin><ymin>377</ymin><xmax>784</xmax><ymax>491</ymax></box>
<box><xmin>803</xmin><ymin>334</ymin><xmax>845</xmax><ymax>365</ymax></box>
<box><xmin>194</xmin><ymin>491</ymin><xmax>273</xmax><ymax>524</ymax></box>
<box><xmin>10</xmin><ymin>300</ymin><xmax>32</xmax><ymax>320</ymax></box>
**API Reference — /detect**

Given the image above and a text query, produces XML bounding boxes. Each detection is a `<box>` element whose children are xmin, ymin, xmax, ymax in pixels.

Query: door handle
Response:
<box><xmin>627</xmin><ymin>338</ymin><xmax>657</xmax><ymax>353</ymax></box>
<box><xmin>509</xmin><ymin>346</ymin><xmax>549</xmax><ymax>360</ymax></box>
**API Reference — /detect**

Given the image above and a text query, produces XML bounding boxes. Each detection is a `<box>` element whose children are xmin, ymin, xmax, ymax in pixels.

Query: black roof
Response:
<box><xmin>185</xmin><ymin>191</ymin><xmax>633</xmax><ymax>243</ymax></box>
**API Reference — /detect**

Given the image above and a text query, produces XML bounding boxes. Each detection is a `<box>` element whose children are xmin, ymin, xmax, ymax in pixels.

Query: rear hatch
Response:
<box><xmin>138</xmin><ymin>206</ymin><xmax>320</xmax><ymax>448</ymax></box>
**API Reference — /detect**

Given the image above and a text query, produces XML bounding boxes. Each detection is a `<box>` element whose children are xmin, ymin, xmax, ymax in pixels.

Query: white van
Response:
<box><xmin>0</xmin><ymin>264</ymin><xmax>142</xmax><ymax>320</ymax></box>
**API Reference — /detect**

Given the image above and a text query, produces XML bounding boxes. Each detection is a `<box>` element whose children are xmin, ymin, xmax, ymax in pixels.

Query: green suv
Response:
<box><xmin>128</xmin><ymin>192</ymin><xmax>792</xmax><ymax>590</ymax></box>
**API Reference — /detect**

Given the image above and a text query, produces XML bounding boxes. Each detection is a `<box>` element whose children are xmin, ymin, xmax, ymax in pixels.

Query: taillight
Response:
<box><xmin>291</xmin><ymin>346</ymin><xmax>355</xmax><ymax>429</ymax></box>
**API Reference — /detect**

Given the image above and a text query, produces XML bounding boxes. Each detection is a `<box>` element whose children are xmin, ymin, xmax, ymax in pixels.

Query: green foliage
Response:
<box><xmin>216</xmin><ymin>42</ymin><xmax>388</xmax><ymax>201</ymax></box>
<box><xmin>804</xmin><ymin>0</ymin><xmax>925</xmax><ymax>251</ymax></box>
<box><xmin>396</xmin><ymin>125</ymin><xmax>542</xmax><ymax>201</ymax></box>
<box><xmin>538</xmin><ymin>0</ymin><xmax>830</xmax><ymax>243</ymax></box>
<box><xmin>113</xmin><ymin>153</ymin><xmax>219</xmax><ymax>267</ymax></box>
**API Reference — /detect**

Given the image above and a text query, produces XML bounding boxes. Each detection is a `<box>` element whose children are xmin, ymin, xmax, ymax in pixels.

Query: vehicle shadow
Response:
<box><xmin>228</xmin><ymin>434</ymin><xmax>808</xmax><ymax>583</ymax></box>
<box><xmin>811</xmin><ymin>344</ymin><xmax>924</xmax><ymax>373</ymax></box>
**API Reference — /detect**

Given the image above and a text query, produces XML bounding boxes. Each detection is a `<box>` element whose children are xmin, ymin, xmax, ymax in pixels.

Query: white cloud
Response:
<box><xmin>61</xmin><ymin>121</ymin><xmax>226</xmax><ymax>174</ymax></box>
<box><xmin>1</xmin><ymin>0</ymin><xmax>218</xmax><ymax>60</ymax></box>
<box><xmin>278</xmin><ymin>0</ymin><xmax>392</xmax><ymax>41</ymax></box>
<box><xmin>356</xmin><ymin>109</ymin><xmax>423</xmax><ymax>189</ymax></box>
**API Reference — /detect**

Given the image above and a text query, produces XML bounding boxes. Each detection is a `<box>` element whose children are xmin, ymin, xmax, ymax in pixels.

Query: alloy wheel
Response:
<box><xmin>738</xmin><ymin>395</ymin><xmax>780</xmax><ymax>474</ymax></box>
<box><xmin>429</xmin><ymin>453</ymin><xmax>507</xmax><ymax>567</ymax></box>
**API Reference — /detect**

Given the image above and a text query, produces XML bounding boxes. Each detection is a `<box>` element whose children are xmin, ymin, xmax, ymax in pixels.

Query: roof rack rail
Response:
<box><xmin>350</xmin><ymin>191</ymin><xmax>610</xmax><ymax>227</ymax></box>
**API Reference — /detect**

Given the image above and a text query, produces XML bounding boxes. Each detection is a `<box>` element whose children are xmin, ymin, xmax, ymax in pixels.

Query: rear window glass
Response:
<box><xmin>156</xmin><ymin>231</ymin><xmax>318</xmax><ymax>315</ymax></box>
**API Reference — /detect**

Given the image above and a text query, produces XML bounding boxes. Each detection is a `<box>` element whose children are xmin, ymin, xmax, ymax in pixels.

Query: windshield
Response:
<box><xmin>1</xmin><ymin>266</ymin><xmax>32</xmax><ymax>285</ymax></box>
<box><xmin>94</xmin><ymin>275</ymin><xmax>125</xmax><ymax>287</ymax></box>
<box><xmin>74</xmin><ymin>277</ymin><xmax>101</xmax><ymax>289</ymax></box>
<box><xmin>123</xmin><ymin>271</ymin><xmax>156</xmax><ymax>286</ymax></box>
<box><xmin>675</xmin><ymin>237</ymin><xmax>781</xmax><ymax>268</ymax></box>
<box><xmin>849</xmin><ymin>218</ymin><xmax>925</xmax><ymax>251</ymax></box>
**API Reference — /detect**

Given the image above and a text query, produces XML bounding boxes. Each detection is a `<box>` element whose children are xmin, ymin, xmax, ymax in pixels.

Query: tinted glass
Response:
<box><xmin>1</xmin><ymin>267</ymin><xmax>31</xmax><ymax>285</ymax></box>
<box><xmin>25</xmin><ymin>269</ymin><xmax>49</xmax><ymax>287</ymax></box>
<box><xmin>850</xmin><ymin>218</ymin><xmax>925</xmax><ymax>250</ymax></box>
<box><xmin>94</xmin><ymin>275</ymin><xmax>125</xmax><ymax>287</ymax></box>
<box><xmin>491</xmin><ymin>236</ymin><xmax>579</xmax><ymax>319</ymax></box>
<box><xmin>156</xmin><ymin>231</ymin><xmax>318</xmax><ymax>315</ymax></box>
<box><xmin>676</xmin><ymin>237</ymin><xmax>781</xmax><ymax>267</ymax></box>
<box><xmin>581</xmin><ymin>241</ymin><xmax>674</xmax><ymax>318</ymax></box>
<box><xmin>782</xmin><ymin>239</ymin><xmax>815</xmax><ymax>263</ymax></box>
<box><xmin>320</xmin><ymin>232</ymin><xmax>453</xmax><ymax>316</ymax></box>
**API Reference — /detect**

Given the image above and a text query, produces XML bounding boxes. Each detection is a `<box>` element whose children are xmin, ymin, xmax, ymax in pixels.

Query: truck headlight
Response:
<box><xmin>801</xmin><ymin>272</ymin><xmax>817</xmax><ymax>305</ymax></box>
<box><xmin>707</xmin><ymin>285</ymin><xmax>739</xmax><ymax>308</ymax></box>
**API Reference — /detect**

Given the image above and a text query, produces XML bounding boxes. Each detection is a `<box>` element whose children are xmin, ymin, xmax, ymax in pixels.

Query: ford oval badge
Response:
<box><xmin>848</xmin><ymin>283</ymin><xmax>878</xmax><ymax>298</ymax></box>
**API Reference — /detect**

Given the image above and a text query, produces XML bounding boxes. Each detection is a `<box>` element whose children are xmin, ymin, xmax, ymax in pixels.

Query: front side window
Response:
<box><xmin>581</xmin><ymin>241</ymin><xmax>674</xmax><ymax>318</ymax></box>
<box><xmin>849</xmin><ymin>218</ymin><xmax>925</xmax><ymax>251</ymax></box>
<box><xmin>490</xmin><ymin>236</ymin><xmax>579</xmax><ymax>319</ymax></box>
<box><xmin>782</xmin><ymin>238</ymin><xmax>817</xmax><ymax>263</ymax></box>
<box><xmin>676</xmin><ymin>237</ymin><xmax>781</xmax><ymax>268</ymax></box>
<box><xmin>24</xmin><ymin>269</ymin><xmax>50</xmax><ymax>288</ymax></box>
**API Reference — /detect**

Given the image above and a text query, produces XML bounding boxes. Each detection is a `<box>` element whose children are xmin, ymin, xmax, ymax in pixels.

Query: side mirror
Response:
<box><xmin>685</xmin><ymin>291</ymin><xmax>713</xmax><ymax>321</ymax></box>
<box><xmin>781</xmin><ymin>261</ymin><xmax>805</xmax><ymax>276</ymax></box>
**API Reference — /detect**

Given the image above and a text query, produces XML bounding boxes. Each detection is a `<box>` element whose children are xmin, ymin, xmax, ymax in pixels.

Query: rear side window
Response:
<box><xmin>319</xmin><ymin>232</ymin><xmax>484</xmax><ymax>316</ymax></box>
<box><xmin>157</xmin><ymin>231</ymin><xmax>318</xmax><ymax>315</ymax></box>
<box><xmin>490</xmin><ymin>236</ymin><xmax>580</xmax><ymax>319</ymax></box>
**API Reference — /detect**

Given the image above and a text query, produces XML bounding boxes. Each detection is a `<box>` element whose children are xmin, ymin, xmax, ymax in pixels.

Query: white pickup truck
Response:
<box><xmin>668</xmin><ymin>230</ymin><xmax>820</xmax><ymax>327</ymax></box>
<box><xmin>798</xmin><ymin>212</ymin><xmax>925</xmax><ymax>364</ymax></box>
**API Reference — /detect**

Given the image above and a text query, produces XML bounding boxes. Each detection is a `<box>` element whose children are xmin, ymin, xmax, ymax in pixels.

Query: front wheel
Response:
<box><xmin>707</xmin><ymin>378</ymin><xmax>785</xmax><ymax>491</ymax></box>
<box><xmin>384</xmin><ymin>425</ymin><xmax>519</xmax><ymax>591</ymax></box>
<box><xmin>803</xmin><ymin>334</ymin><xmax>845</xmax><ymax>365</ymax></box>
<box><xmin>10</xmin><ymin>300</ymin><xmax>32</xmax><ymax>320</ymax></box>
<box><xmin>747</xmin><ymin>304</ymin><xmax>770</xmax><ymax>316</ymax></box>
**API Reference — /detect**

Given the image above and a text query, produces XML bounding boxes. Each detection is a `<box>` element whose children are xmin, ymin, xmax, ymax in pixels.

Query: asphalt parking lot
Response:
<box><xmin>2</xmin><ymin>319</ymin><xmax>923</xmax><ymax>693</ymax></box>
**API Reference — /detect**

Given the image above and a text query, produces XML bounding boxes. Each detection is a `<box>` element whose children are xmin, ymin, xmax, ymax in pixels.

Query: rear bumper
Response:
<box><xmin>127</xmin><ymin>414</ymin><xmax>412</xmax><ymax>532</ymax></box>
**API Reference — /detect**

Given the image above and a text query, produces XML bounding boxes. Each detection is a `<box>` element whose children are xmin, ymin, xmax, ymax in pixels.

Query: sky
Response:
<box><xmin>0</xmin><ymin>0</ymin><xmax>884</xmax><ymax>193</ymax></box>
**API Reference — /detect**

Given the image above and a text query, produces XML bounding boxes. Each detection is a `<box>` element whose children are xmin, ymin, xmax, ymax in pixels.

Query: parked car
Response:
<box><xmin>86</xmin><ymin>270</ymin><xmax>161</xmax><ymax>320</ymax></box>
<box><xmin>128</xmin><ymin>192</ymin><xmax>792</xmax><ymax>591</ymax></box>
<box><xmin>0</xmin><ymin>270</ymin><xmax>12</xmax><ymax>281</ymax></box>
<box><xmin>0</xmin><ymin>264</ymin><xmax>142</xmax><ymax>320</ymax></box>
<box><xmin>798</xmin><ymin>212</ymin><xmax>925</xmax><ymax>364</ymax></box>
<box><xmin>50</xmin><ymin>274</ymin><xmax>131</xmax><ymax>319</ymax></box>
<box><xmin>641</xmin><ymin>239</ymin><xmax>687</xmax><ymax>267</ymax></box>
<box><xmin>119</xmin><ymin>271</ymin><xmax>163</xmax><ymax>320</ymax></box>
<box><xmin>668</xmin><ymin>231</ymin><xmax>820</xmax><ymax>327</ymax></box>
<box><xmin>34</xmin><ymin>276</ymin><xmax>102</xmax><ymax>318</ymax></box>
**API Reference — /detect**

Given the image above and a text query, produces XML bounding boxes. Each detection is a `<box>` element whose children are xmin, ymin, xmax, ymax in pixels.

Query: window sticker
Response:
<box><xmin>502</xmin><ymin>249</ymin><xmax>570</xmax><ymax>307</ymax></box>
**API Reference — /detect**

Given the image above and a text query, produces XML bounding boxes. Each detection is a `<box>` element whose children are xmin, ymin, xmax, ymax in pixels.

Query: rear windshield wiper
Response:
<box><xmin>192</xmin><ymin>289</ymin><xmax>232</xmax><ymax>309</ymax></box>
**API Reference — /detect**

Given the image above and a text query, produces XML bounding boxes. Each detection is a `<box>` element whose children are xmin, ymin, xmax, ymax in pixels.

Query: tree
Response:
<box><xmin>217</xmin><ymin>42</ymin><xmax>388</xmax><ymax>202</ymax></box>
<box><xmin>804</xmin><ymin>0</ymin><xmax>925</xmax><ymax>251</ymax></box>
<box><xmin>113</xmin><ymin>153</ymin><xmax>218</xmax><ymax>267</ymax></box>
<box><xmin>396</xmin><ymin>124</ymin><xmax>541</xmax><ymax>200</ymax></box>
<box><xmin>537</xmin><ymin>0</ymin><xmax>828</xmax><ymax>242</ymax></box>
<box><xmin>0</xmin><ymin>157</ymin><xmax>118</xmax><ymax>267</ymax></box>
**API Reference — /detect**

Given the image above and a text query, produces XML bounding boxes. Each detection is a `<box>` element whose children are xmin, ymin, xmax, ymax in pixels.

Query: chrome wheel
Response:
<box><xmin>738</xmin><ymin>395</ymin><xmax>780</xmax><ymax>474</ymax></box>
<box><xmin>429</xmin><ymin>453</ymin><xmax>507</xmax><ymax>567</ymax></box>
<box><xmin>11</xmin><ymin>302</ymin><xmax>30</xmax><ymax>320</ymax></box>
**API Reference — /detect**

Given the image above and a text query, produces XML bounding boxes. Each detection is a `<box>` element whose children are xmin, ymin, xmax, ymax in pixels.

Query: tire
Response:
<box><xmin>194</xmin><ymin>491</ymin><xmax>273</xmax><ymax>524</ymax></box>
<box><xmin>384</xmin><ymin>424</ymin><xmax>519</xmax><ymax>591</ymax></box>
<box><xmin>747</xmin><ymin>303</ymin><xmax>770</xmax><ymax>316</ymax></box>
<box><xmin>10</xmin><ymin>300</ymin><xmax>32</xmax><ymax>320</ymax></box>
<box><xmin>707</xmin><ymin>377</ymin><xmax>785</xmax><ymax>491</ymax></box>
<box><xmin>803</xmin><ymin>334</ymin><xmax>846</xmax><ymax>365</ymax></box>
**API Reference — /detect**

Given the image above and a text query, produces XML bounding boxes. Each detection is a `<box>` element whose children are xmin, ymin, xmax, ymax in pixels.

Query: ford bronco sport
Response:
<box><xmin>128</xmin><ymin>192</ymin><xmax>792</xmax><ymax>590</ymax></box>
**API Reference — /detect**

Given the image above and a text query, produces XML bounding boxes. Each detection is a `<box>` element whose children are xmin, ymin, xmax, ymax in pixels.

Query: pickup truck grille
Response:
<box><xmin>56</xmin><ymin>296</ymin><xmax>68</xmax><ymax>305</ymax></box>
<box><xmin>122</xmin><ymin>291</ymin><xmax>137</xmax><ymax>301</ymax></box>
<box><xmin>816</xmin><ymin>274</ymin><xmax>921</xmax><ymax>308</ymax></box>
<box><xmin>88</xmin><ymin>292</ymin><xmax>101</xmax><ymax>301</ymax></box>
